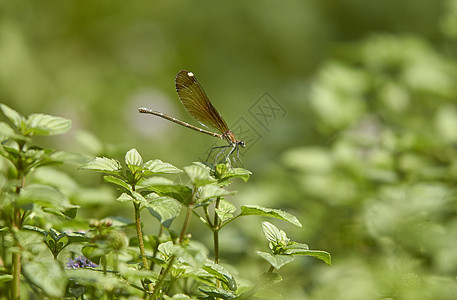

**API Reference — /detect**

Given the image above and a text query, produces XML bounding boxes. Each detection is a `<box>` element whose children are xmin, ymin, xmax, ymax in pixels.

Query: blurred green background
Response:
<box><xmin>2</xmin><ymin>0</ymin><xmax>457</xmax><ymax>298</ymax></box>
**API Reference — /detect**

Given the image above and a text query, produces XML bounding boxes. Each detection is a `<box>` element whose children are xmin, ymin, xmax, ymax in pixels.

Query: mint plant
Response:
<box><xmin>0</xmin><ymin>104</ymin><xmax>330</xmax><ymax>299</ymax></box>
<box><xmin>0</xmin><ymin>104</ymin><xmax>74</xmax><ymax>299</ymax></box>
<box><xmin>79</xmin><ymin>149</ymin><xmax>331</xmax><ymax>299</ymax></box>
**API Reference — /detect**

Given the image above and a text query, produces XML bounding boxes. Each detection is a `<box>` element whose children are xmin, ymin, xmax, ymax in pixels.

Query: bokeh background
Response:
<box><xmin>2</xmin><ymin>0</ymin><xmax>457</xmax><ymax>298</ymax></box>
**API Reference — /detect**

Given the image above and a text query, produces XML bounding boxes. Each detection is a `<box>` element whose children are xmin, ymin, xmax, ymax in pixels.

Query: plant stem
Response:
<box><xmin>213</xmin><ymin>229</ymin><xmax>220</xmax><ymax>265</ymax></box>
<box><xmin>213</xmin><ymin>197</ymin><xmax>221</xmax><ymax>265</ymax></box>
<box><xmin>12</xmin><ymin>172</ymin><xmax>25</xmax><ymax>300</ymax></box>
<box><xmin>151</xmin><ymin>255</ymin><xmax>176</xmax><ymax>299</ymax></box>
<box><xmin>11</xmin><ymin>252</ymin><xmax>20</xmax><ymax>300</ymax></box>
<box><xmin>179</xmin><ymin>204</ymin><xmax>193</xmax><ymax>243</ymax></box>
<box><xmin>268</xmin><ymin>265</ymin><xmax>275</xmax><ymax>273</ymax></box>
<box><xmin>134</xmin><ymin>202</ymin><xmax>149</xmax><ymax>270</ymax></box>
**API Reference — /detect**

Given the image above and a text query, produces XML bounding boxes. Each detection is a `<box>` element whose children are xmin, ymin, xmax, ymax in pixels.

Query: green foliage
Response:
<box><xmin>2</xmin><ymin>1</ymin><xmax>457</xmax><ymax>298</ymax></box>
<box><xmin>0</xmin><ymin>106</ymin><xmax>327</xmax><ymax>299</ymax></box>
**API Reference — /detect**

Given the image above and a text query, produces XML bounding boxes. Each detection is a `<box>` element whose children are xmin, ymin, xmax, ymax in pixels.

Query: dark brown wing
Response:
<box><xmin>175</xmin><ymin>70</ymin><xmax>229</xmax><ymax>134</ymax></box>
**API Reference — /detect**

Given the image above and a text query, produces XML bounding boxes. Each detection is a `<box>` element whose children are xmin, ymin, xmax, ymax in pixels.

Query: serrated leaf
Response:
<box><xmin>203</xmin><ymin>261</ymin><xmax>237</xmax><ymax>291</ymax></box>
<box><xmin>199</xmin><ymin>286</ymin><xmax>237</xmax><ymax>299</ymax></box>
<box><xmin>197</xmin><ymin>185</ymin><xmax>234</xmax><ymax>204</ymax></box>
<box><xmin>143</xmin><ymin>159</ymin><xmax>182</xmax><ymax>174</ymax></box>
<box><xmin>285</xmin><ymin>249</ymin><xmax>331</xmax><ymax>266</ymax></box>
<box><xmin>26</xmin><ymin>113</ymin><xmax>71</xmax><ymax>136</ymax></box>
<box><xmin>145</xmin><ymin>194</ymin><xmax>181</xmax><ymax>227</ymax></box>
<box><xmin>79</xmin><ymin>157</ymin><xmax>122</xmax><ymax>173</ymax></box>
<box><xmin>104</xmin><ymin>175</ymin><xmax>132</xmax><ymax>192</ymax></box>
<box><xmin>158</xmin><ymin>241</ymin><xmax>175</xmax><ymax>259</ymax></box>
<box><xmin>0</xmin><ymin>104</ymin><xmax>24</xmax><ymax>128</ymax></box>
<box><xmin>184</xmin><ymin>165</ymin><xmax>216</xmax><ymax>187</ymax></box>
<box><xmin>240</xmin><ymin>205</ymin><xmax>302</xmax><ymax>227</ymax></box>
<box><xmin>146</xmin><ymin>184</ymin><xmax>193</xmax><ymax>204</ymax></box>
<box><xmin>255</xmin><ymin>251</ymin><xmax>295</xmax><ymax>269</ymax></box>
<box><xmin>125</xmin><ymin>148</ymin><xmax>143</xmax><ymax>167</ymax></box>
<box><xmin>215</xmin><ymin>200</ymin><xmax>236</xmax><ymax>222</ymax></box>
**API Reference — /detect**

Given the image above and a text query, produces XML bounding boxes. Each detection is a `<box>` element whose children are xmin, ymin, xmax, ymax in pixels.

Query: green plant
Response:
<box><xmin>0</xmin><ymin>104</ymin><xmax>75</xmax><ymax>299</ymax></box>
<box><xmin>0</xmin><ymin>104</ymin><xmax>330</xmax><ymax>299</ymax></box>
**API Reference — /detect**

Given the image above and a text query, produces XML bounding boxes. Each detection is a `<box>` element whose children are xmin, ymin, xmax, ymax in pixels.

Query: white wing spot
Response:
<box><xmin>187</xmin><ymin>72</ymin><xmax>194</xmax><ymax>77</ymax></box>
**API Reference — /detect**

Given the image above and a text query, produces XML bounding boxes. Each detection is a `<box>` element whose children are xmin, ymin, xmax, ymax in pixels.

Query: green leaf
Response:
<box><xmin>66</xmin><ymin>268</ymin><xmax>124</xmax><ymax>290</ymax></box>
<box><xmin>157</xmin><ymin>241</ymin><xmax>175</xmax><ymax>259</ymax></box>
<box><xmin>137</xmin><ymin>176</ymin><xmax>175</xmax><ymax>189</ymax></box>
<box><xmin>217</xmin><ymin>166</ymin><xmax>252</xmax><ymax>182</ymax></box>
<box><xmin>146</xmin><ymin>183</ymin><xmax>193</xmax><ymax>204</ymax></box>
<box><xmin>50</xmin><ymin>151</ymin><xmax>90</xmax><ymax>164</ymax></box>
<box><xmin>132</xmin><ymin>191</ymin><xmax>148</xmax><ymax>205</ymax></box>
<box><xmin>285</xmin><ymin>249</ymin><xmax>331</xmax><ymax>266</ymax></box>
<box><xmin>240</xmin><ymin>205</ymin><xmax>302</xmax><ymax>227</ymax></box>
<box><xmin>26</xmin><ymin>113</ymin><xmax>72</xmax><ymax>136</ymax></box>
<box><xmin>256</xmin><ymin>251</ymin><xmax>295</xmax><ymax>269</ymax></box>
<box><xmin>184</xmin><ymin>164</ymin><xmax>216</xmax><ymax>187</ymax></box>
<box><xmin>143</xmin><ymin>159</ymin><xmax>182</xmax><ymax>174</ymax></box>
<box><xmin>197</xmin><ymin>185</ymin><xmax>234</xmax><ymax>204</ymax></box>
<box><xmin>0</xmin><ymin>274</ymin><xmax>13</xmax><ymax>283</ymax></box>
<box><xmin>0</xmin><ymin>122</ymin><xmax>16</xmax><ymax>140</ymax></box>
<box><xmin>284</xmin><ymin>242</ymin><xmax>309</xmax><ymax>251</ymax></box>
<box><xmin>0</xmin><ymin>104</ymin><xmax>24</xmax><ymax>128</ymax></box>
<box><xmin>203</xmin><ymin>261</ymin><xmax>237</xmax><ymax>291</ymax></box>
<box><xmin>104</xmin><ymin>175</ymin><xmax>132</xmax><ymax>192</ymax></box>
<box><xmin>116</xmin><ymin>193</ymin><xmax>134</xmax><ymax>202</ymax></box>
<box><xmin>145</xmin><ymin>194</ymin><xmax>181</xmax><ymax>227</ymax></box>
<box><xmin>22</xmin><ymin>225</ymin><xmax>47</xmax><ymax>235</ymax></box>
<box><xmin>117</xmin><ymin>262</ymin><xmax>158</xmax><ymax>284</ymax></box>
<box><xmin>236</xmin><ymin>273</ymin><xmax>282</xmax><ymax>300</ymax></box>
<box><xmin>23</xmin><ymin>259</ymin><xmax>68</xmax><ymax>297</ymax></box>
<box><xmin>79</xmin><ymin>157</ymin><xmax>122</xmax><ymax>173</ymax></box>
<box><xmin>66</xmin><ymin>231</ymin><xmax>90</xmax><ymax>244</ymax></box>
<box><xmin>0</xmin><ymin>145</ymin><xmax>18</xmax><ymax>162</ymax></box>
<box><xmin>62</xmin><ymin>205</ymin><xmax>79</xmax><ymax>219</ymax></box>
<box><xmin>18</xmin><ymin>184</ymin><xmax>71</xmax><ymax>211</ymax></box>
<box><xmin>199</xmin><ymin>286</ymin><xmax>237</xmax><ymax>300</ymax></box>
<box><xmin>82</xmin><ymin>245</ymin><xmax>106</xmax><ymax>264</ymax></box>
<box><xmin>215</xmin><ymin>200</ymin><xmax>236</xmax><ymax>222</ymax></box>
<box><xmin>125</xmin><ymin>148</ymin><xmax>143</xmax><ymax>167</ymax></box>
